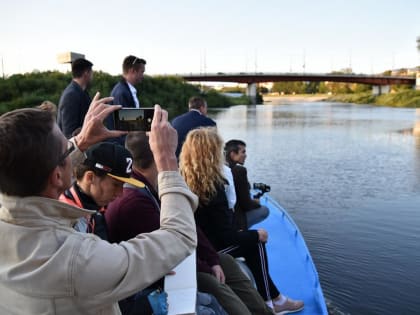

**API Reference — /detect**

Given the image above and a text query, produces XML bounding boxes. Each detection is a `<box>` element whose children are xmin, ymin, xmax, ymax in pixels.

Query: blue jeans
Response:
<box><xmin>246</xmin><ymin>205</ymin><xmax>269</xmax><ymax>228</ymax></box>
<box><xmin>196</xmin><ymin>292</ymin><xmax>228</xmax><ymax>315</ymax></box>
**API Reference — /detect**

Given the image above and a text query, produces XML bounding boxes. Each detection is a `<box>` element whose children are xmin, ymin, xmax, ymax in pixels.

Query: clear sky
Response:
<box><xmin>1</xmin><ymin>0</ymin><xmax>419</xmax><ymax>76</ymax></box>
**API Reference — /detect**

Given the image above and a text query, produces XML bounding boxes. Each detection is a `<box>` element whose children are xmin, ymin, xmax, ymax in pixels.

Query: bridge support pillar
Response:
<box><xmin>372</xmin><ymin>85</ymin><xmax>390</xmax><ymax>96</ymax></box>
<box><xmin>246</xmin><ymin>83</ymin><xmax>257</xmax><ymax>104</ymax></box>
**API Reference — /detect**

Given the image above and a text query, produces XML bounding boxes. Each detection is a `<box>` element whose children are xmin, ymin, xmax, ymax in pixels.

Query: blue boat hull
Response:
<box><xmin>255</xmin><ymin>195</ymin><xmax>328</xmax><ymax>315</ymax></box>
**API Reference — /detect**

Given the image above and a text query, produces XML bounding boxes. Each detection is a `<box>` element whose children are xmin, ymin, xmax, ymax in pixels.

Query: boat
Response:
<box><xmin>166</xmin><ymin>192</ymin><xmax>328</xmax><ymax>315</ymax></box>
<box><xmin>255</xmin><ymin>194</ymin><xmax>328</xmax><ymax>315</ymax></box>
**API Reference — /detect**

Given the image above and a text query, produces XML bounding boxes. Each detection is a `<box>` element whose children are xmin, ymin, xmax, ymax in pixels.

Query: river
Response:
<box><xmin>209</xmin><ymin>100</ymin><xmax>420</xmax><ymax>315</ymax></box>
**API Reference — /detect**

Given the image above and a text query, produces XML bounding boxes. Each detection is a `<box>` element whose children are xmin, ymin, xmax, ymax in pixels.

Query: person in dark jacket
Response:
<box><xmin>224</xmin><ymin>139</ymin><xmax>269</xmax><ymax>230</ymax></box>
<box><xmin>107</xmin><ymin>55</ymin><xmax>147</xmax><ymax>145</ymax></box>
<box><xmin>59</xmin><ymin>142</ymin><xmax>146</xmax><ymax>238</ymax></box>
<box><xmin>57</xmin><ymin>58</ymin><xmax>93</xmax><ymax>138</ymax></box>
<box><xmin>106</xmin><ymin>131</ymin><xmax>274</xmax><ymax>315</ymax></box>
<box><xmin>179</xmin><ymin>127</ymin><xmax>304</xmax><ymax>315</ymax></box>
<box><xmin>111</xmin><ymin>55</ymin><xmax>146</xmax><ymax>108</ymax></box>
<box><xmin>171</xmin><ymin>96</ymin><xmax>216</xmax><ymax>157</ymax></box>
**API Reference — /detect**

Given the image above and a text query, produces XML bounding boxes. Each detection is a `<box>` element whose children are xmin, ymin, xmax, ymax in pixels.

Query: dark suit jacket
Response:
<box><xmin>230</xmin><ymin>164</ymin><xmax>261</xmax><ymax>230</ymax></box>
<box><xmin>171</xmin><ymin>110</ymin><xmax>217</xmax><ymax>157</ymax></box>
<box><xmin>57</xmin><ymin>80</ymin><xmax>91</xmax><ymax>138</ymax></box>
<box><xmin>110</xmin><ymin>79</ymin><xmax>137</xmax><ymax>108</ymax></box>
<box><xmin>107</xmin><ymin>79</ymin><xmax>138</xmax><ymax>145</ymax></box>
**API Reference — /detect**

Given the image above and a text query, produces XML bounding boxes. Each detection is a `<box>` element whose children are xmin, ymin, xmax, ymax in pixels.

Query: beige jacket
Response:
<box><xmin>0</xmin><ymin>164</ymin><xmax>197</xmax><ymax>314</ymax></box>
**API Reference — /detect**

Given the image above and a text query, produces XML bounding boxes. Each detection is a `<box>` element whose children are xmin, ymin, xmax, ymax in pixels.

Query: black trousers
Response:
<box><xmin>219</xmin><ymin>241</ymin><xmax>280</xmax><ymax>301</ymax></box>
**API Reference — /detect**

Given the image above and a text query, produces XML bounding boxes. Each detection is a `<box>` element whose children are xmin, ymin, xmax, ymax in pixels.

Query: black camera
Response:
<box><xmin>253</xmin><ymin>182</ymin><xmax>271</xmax><ymax>198</ymax></box>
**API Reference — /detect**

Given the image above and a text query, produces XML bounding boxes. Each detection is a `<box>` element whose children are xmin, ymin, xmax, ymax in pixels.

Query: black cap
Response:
<box><xmin>84</xmin><ymin>142</ymin><xmax>144</xmax><ymax>188</ymax></box>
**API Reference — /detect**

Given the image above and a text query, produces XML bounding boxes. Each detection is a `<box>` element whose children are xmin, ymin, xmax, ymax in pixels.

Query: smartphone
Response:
<box><xmin>113</xmin><ymin>107</ymin><xmax>154</xmax><ymax>132</ymax></box>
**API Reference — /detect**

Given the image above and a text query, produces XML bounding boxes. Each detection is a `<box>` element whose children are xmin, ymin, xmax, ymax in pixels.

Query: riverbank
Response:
<box><xmin>263</xmin><ymin>90</ymin><xmax>420</xmax><ymax>108</ymax></box>
<box><xmin>263</xmin><ymin>94</ymin><xmax>328</xmax><ymax>104</ymax></box>
<box><xmin>326</xmin><ymin>90</ymin><xmax>420</xmax><ymax>108</ymax></box>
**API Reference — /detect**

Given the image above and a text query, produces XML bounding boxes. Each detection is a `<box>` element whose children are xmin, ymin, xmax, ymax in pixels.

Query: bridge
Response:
<box><xmin>180</xmin><ymin>72</ymin><xmax>417</xmax><ymax>103</ymax></box>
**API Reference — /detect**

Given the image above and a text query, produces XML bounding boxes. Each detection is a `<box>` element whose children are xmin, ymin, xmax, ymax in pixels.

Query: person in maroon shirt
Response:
<box><xmin>106</xmin><ymin>131</ymin><xmax>275</xmax><ymax>315</ymax></box>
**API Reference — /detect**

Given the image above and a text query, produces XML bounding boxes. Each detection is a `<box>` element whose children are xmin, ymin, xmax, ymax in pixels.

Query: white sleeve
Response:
<box><xmin>223</xmin><ymin>164</ymin><xmax>237</xmax><ymax>210</ymax></box>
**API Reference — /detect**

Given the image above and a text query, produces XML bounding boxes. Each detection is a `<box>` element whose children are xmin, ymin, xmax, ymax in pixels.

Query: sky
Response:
<box><xmin>0</xmin><ymin>0</ymin><xmax>419</xmax><ymax>77</ymax></box>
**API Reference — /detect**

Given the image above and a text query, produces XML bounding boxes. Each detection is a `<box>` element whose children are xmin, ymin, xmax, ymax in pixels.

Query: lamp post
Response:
<box><xmin>416</xmin><ymin>36</ymin><xmax>420</xmax><ymax>90</ymax></box>
<box><xmin>1</xmin><ymin>55</ymin><xmax>4</xmax><ymax>79</ymax></box>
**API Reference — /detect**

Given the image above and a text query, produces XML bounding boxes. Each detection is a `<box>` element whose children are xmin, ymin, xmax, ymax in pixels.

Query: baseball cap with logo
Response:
<box><xmin>83</xmin><ymin>142</ymin><xmax>145</xmax><ymax>188</ymax></box>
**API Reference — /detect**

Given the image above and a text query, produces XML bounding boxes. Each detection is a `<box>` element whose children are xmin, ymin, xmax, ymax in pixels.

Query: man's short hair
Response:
<box><xmin>0</xmin><ymin>109</ymin><xmax>62</xmax><ymax>196</ymax></box>
<box><xmin>122</xmin><ymin>55</ymin><xmax>146</xmax><ymax>74</ymax></box>
<box><xmin>224</xmin><ymin>139</ymin><xmax>246</xmax><ymax>165</ymax></box>
<box><xmin>188</xmin><ymin>96</ymin><xmax>207</xmax><ymax>110</ymax></box>
<box><xmin>75</xmin><ymin>163</ymin><xmax>107</xmax><ymax>181</ymax></box>
<box><xmin>125</xmin><ymin>131</ymin><xmax>154</xmax><ymax>170</ymax></box>
<box><xmin>71</xmin><ymin>58</ymin><xmax>93</xmax><ymax>78</ymax></box>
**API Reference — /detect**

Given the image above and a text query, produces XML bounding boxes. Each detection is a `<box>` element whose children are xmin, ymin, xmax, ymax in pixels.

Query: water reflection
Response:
<box><xmin>413</xmin><ymin>113</ymin><xmax>420</xmax><ymax>189</ymax></box>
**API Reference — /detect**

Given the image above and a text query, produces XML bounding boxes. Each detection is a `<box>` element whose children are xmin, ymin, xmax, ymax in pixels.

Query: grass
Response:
<box><xmin>327</xmin><ymin>89</ymin><xmax>420</xmax><ymax>108</ymax></box>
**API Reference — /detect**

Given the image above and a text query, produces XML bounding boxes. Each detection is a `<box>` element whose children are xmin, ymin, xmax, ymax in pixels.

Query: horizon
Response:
<box><xmin>1</xmin><ymin>0</ymin><xmax>419</xmax><ymax>77</ymax></box>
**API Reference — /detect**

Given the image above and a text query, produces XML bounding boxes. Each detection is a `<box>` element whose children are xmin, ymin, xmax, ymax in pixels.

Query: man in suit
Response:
<box><xmin>171</xmin><ymin>96</ymin><xmax>216</xmax><ymax>157</ymax></box>
<box><xmin>224</xmin><ymin>139</ymin><xmax>269</xmax><ymax>230</ymax></box>
<box><xmin>111</xmin><ymin>55</ymin><xmax>146</xmax><ymax>108</ymax></box>
<box><xmin>57</xmin><ymin>58</ymin><xmax>93</xmax><ymax>138</ymax></box>
<box><xmin>107</xmin><ymin>55</ymin><xmax>147</xmax><ymax>144</ymax></box>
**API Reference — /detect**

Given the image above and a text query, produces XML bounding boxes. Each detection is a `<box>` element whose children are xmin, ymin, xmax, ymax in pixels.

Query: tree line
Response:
<box><xmin>0</xmin><ymin>71</ymin><xmax>251</xmax><ymax>117</ymax></box>
<box><xmin>268</xmin><ymin>70</ymin><xmax>414</xmax><ymax>95</ymax></box>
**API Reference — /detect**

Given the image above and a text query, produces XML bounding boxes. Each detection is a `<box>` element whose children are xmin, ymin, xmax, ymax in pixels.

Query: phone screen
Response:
<box><xmin>114</xmin><ymin>108</ymin><xmax>154</xmax><ymax>132</ymax></box>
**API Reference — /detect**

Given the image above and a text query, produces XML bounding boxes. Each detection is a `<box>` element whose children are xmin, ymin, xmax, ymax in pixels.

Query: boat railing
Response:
<box><xmin>261</xmin><ymin>194</ymin><xmax>328</xmax><ymax>315</ymax></box>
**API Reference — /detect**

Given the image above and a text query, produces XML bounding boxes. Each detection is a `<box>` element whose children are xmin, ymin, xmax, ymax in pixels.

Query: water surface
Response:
<box><xmin>210</xmin><ymin>102</ymin><xmax>420</xmax><ymax>315</ymax></box>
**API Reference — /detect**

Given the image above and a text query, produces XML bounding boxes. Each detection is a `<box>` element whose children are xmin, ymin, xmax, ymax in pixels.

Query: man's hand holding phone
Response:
<box><xmin>148</xmin><ymin>105</ymin><xmax>178</xmax><ymax>172</ymax></box>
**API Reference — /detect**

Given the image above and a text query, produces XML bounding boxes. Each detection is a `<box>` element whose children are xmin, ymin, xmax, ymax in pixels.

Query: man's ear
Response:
<box><xmin>83</xmin><ymin>170</ymin><xmax>95</xmax><ymax>184</ymax></box>
<box><xmin>41</xmin><ymin>167</ymin><xmax>64</xmax><ymax>199</ymax></box>
<box><xmin>50</xmin><ymin>166</ymin><xmax>64</xmax><ymax>188</ymax></box>
<box><xmin>201</xmin><ymin>104</ymin><xmax>208</xmax><ymax>115</ymax></box>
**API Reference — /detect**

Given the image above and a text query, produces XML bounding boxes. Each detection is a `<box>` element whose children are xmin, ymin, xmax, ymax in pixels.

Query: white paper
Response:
<box><xmin>165</xmin><ymin>250</ymin><xmax>197</xmax><ymax>315</ymax></box>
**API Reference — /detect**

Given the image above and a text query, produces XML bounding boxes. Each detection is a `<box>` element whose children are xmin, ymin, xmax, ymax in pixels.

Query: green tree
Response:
<box><xmin>0</xmin><ymin>71</ymin><xmax>250</xmax><ymax>116</ymax></box>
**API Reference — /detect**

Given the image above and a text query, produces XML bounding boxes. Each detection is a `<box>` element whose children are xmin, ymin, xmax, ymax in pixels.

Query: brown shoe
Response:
<box><xmin>273</xmin><ymin>297</ymin><xmax>304</xmax><ymax>315</ymax></box>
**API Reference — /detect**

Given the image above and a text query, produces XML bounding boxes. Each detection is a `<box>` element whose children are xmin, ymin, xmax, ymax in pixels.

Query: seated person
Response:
<box><xmin>179</xmin><ymin>128</ymin><xmax>304</xmax><ymax>315</ymax></box>
<box><xmin>171</xmin><ymin>96</ymin><xmax>216</xmax><ymax>158</ymax></box>
<box><xmin>59</xmin><ymin>141</ymin><xmax>165</xmax><ymax>315</ymax></box>
<box><xmin>224</xmin><ymin>139</ymin><xmax>269</xmax><ymax>230</ymax></box>
<box><xmin>106</xmin><ymin>131</ymin><xmax>274</xmax><ymax>315</ymax></box>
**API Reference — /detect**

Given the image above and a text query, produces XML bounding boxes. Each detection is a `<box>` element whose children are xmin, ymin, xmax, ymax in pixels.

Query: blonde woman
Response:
<box><xmin>179</xmin><ymin>127</ymin><xmax>304</xmax><ymax>315</ymax></box>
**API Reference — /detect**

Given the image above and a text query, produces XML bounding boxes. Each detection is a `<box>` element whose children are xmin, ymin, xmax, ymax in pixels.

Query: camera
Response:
<box><xmin>253</xmin><ymin>182</ymin><xmax>271</xmax><ymax>199</ymax></box>
<box><xmin>114</xmin><ymin>107</ymin><xmax>154</xmax><ymax>132</ymax></box>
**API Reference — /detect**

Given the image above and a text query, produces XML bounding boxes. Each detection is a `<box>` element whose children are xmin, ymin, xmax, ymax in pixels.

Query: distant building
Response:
<box><xmin>391</xmin><ymin>67</ymin><xmax>418</xmax><ymax>76</ymax></box>
<box><xmin>57</xmin><ymin>52</ymin><xmax>85</xmax><ymax>64</ymax></box>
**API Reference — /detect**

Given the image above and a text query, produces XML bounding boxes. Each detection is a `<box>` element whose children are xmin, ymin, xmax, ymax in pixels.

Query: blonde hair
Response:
<box><xmin>179</xmin><ymin>127</ymin><xmax>226</xmax><ymax>205</ymax></box>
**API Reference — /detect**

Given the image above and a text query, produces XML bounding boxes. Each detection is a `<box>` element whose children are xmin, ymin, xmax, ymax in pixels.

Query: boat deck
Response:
<box><xmin>256</xmin><ymin>195</ymin><xmax>328</xmax><ymax>315</ymax></box>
